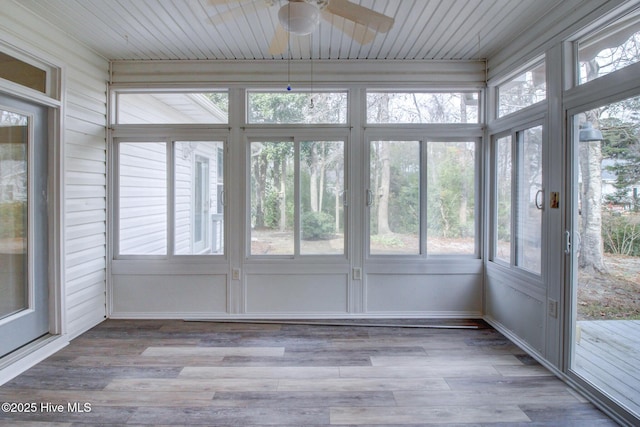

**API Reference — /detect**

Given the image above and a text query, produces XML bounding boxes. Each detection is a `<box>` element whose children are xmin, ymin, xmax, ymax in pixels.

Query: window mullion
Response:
<box><xmin>294</xmin><ymin>139</ymin><xmax>301</xmax><ymax>258</ymax></box>
<box><xmin>511</xmin><ymin>132</ymin><xmax>519</xmax><ymax>268</ymax></box>
<box><xmin>420</xmin><ymin>139</ymin><xmax>428</xmax><ymax>256</ymax></box>
<box><xmin>168</xmin><ymin>140</ymin><xmax>175</xmax><ymax>259</ymax></box>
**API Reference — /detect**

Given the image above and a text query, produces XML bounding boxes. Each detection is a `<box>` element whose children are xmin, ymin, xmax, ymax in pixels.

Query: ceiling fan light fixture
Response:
<box><xmin>278</xmin><ymin>2</ymin><xmax>320</xmax><ymax>36</ymax></box>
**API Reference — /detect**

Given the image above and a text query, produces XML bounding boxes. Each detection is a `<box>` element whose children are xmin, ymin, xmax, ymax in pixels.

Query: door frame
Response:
<box><xmin>0</xmin><ymin>97</ymin><xmax>49</xmax><ymax>357</ymax></box>
<box><xmin>563</xmin><ymin>86</ymin><xmax>640</xmax><ymax>427</ymax></box>
<box><xmin>0</xmin><ymin>40</ymin><xmax>64</xmax><ymax>369</ymax></box>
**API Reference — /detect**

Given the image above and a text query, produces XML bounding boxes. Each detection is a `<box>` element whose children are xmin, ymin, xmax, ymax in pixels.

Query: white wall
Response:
<box><xmin>1</xmin><ymin>1</ymin><xmax>109</xmax><ymax>339</ymax></box>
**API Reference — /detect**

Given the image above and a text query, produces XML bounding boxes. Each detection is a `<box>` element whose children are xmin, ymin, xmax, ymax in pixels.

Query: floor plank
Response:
<box><xmin>0</xmin><ymin>319</ymin><xmax>618</xmax><ymax>426</ymax></box>
<box><xmin>330</xmin><ymin>405</ymin><xmax>531</xmax><ymax>424</ymax></box>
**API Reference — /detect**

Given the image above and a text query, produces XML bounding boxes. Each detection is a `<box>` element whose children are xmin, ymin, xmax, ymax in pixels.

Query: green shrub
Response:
<box><xmin>301</xmin><ymin>211</ymin><xmax>334</xmax><ymax>240</ymax></box>
<box><xmin>263</xmin><ymin>189</ymin><xmax>281</xmax><ymax>229</ymax></box>
<box><xmin>371</xmin><ymin>234</ymin><xmax>405</xmax><ymax>248</ymax></box>
<box><xmin>602</xmin><ymin>213</ymin><xmax>640</xmax><ymax>256</ymax></box>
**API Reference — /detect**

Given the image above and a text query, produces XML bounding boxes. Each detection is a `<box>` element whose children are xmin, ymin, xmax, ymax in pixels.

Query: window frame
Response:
<box><xmin>112</xmin><ymin>90</ymin><xmax>230</xmax><ymax>125</ymax></box>
<box><xmin>113</xmin><ymin>135</ymin><xmax>228</xmax><ymax>261</ymax></box>
<box><xmin>574</xmin><ymin>9</ymin><xmax>640</xmax><ymax>87</ymax></box>
<box><xmin>365</xmin><ymin>90</ymin><xmax>481</xmax><ymax>125</ymax></box>
<box><xmin>489</xmin><ymin>121</ymin><xmax>545</xmax><ymax>277</ymax></box>
<box><xmin>495</xmin><ymin>57</ymin><xmax>547</xmax><ymax>119</ymax></box>
<box><xmin>245</xmin><ymin>89</ymin><xmax>349</xmax><ymax>125</ymax></box>
<box><xmin>364</xmin><ymin>132</ymin><xmax>481</xmax><ymax>260</ymax></box>
<box><xmin>245</xmin><ymin>131</ymin><xmax>349</xmax><ymax>261</ymax></box>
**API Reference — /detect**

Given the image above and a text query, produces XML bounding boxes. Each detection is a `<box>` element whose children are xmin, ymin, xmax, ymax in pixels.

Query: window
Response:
<box><xmin>176</xmin><ymin>141</ymin><xmax>224</xmax><ymax>255</ymax></box>
<box><xmin>367</xmin><ymin>91</ymin><xmax>479</xmax><ymax>124</ymax></box>
<box><xmin>426</xmin><ymin>141</ymin><xmax>477</xmax><ymax>255</ymax></box>
<box><xmin>0</xmin><ymin>52</ymin><xmax>46</xmax><ymax>93</ymax></box>
<box><xmin>491</xmin><ymin>126</ymin><xmax>543</xmax><ymax>274</ymax></box>
<box><xmin>368</xmin><ymin>139</ymin><xmax>477</xmax><ymax>256</ymax></box>
<box><xmin>577</xmin><ymin>12</ymin><xmax>640</xmax><ymax>85</ymax></box>
<box><xmin>247</xmin><ymin>91</ymin><xmax>348</xmax><ymax>124</ymax></box>
<box><xmin>249</xmin><ymin>139</ymin><xmax>345</xmax><ymax>256</ymax></box>
<box><xmin>0</xmin><ymin>109</ymin><xmax>28</xmax><ymax>318</ymax></box>
<box><xmin>116</xmin><ymin>92</ymin><xmax>229</xmax><ymax>124</ymax></box>
<box><xmin>498</xmin><ymin>61</ymin><xmax>546</xmax><ymax>117</ymax></box>
<box><xmin>117</xmin><ymin>140</ymin><xmax>225</xmax><ymax>257</ymax></box>
<box><xmin>369</xmin><ymin>140</ymin><xmax>420</xmax><ymax>255</ymax></box>
<box><xmin>118</xmin><ymin>142</ymin><xmax>167</xmax><ymax>255</ymax></box>
<box><xmin>495</xmin><ymin>135</ymin><xmax>512</xmax><ymax>264</ymax></box>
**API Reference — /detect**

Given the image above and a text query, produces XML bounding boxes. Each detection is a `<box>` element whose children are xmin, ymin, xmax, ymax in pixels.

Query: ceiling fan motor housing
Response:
<box><xmin>278</xmin><ymin>1</ymin><xmax>320</xmax><ymax>35</ymax></box>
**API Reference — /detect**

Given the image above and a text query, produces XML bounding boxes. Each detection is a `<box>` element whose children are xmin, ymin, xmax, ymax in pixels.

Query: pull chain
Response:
<box><xmin>287</xmin><ymin>3</ymin><xmax>292</xmax><ymax>91</ymax></box>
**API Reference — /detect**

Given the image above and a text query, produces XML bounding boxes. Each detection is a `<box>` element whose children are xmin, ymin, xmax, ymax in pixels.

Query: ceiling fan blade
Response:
<box><xmin>208</xmin><ymin>0</ymin><xmax>267</xmax><ymax>26</ymax></box>
<box><xmin>269</xmin><ymin>24</ymin><xmax>289</xmax><ymax>55</ymax></box>
<box><xmin>321</xmin><ymin>10</ymin><xmax>375</xmax><ymax>45</ymax></box>
<box><xmin>208</xmin><ymin>0</ymin><xmax>240</xmax><ymax>4</ymax></box>
<box><xmin>325</xmin><ymin>0</ymin><xmax>394</xmax><ymax>33</ymax></box>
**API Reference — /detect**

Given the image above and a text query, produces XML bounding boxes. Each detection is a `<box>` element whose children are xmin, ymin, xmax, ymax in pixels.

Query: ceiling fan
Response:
<box><xmin>208</xmin><ymin>0</ymin><xmax>395</xmax><ymax>55</ymax></box>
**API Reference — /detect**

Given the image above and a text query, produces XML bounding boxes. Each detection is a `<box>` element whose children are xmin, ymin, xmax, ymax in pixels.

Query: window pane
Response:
<box><xmin>498</xmin><ymin>62</ymin><xmax>546</xmax><ymax>117</ymax></box>
<box><xmin>572</xmin><ymin>97</ymin><xmax>640</xmax><ymax>417</ymax></box>
<box><xmin>119</xmin><ymin>142</ymin><xmax>167</xmax><ymax>255</ymax></box>
<box><xmin>578</xmin><ymin>13</ymin><xmax>640</xmax><ymax>85</ymax></box>
<box><xmin>370</xmin><ymin>141</ymin><xmax>420</xmax><ymax>255</ymax></box>
<box><xmin>0</xmin><ymin>52</ymin><xmax>46</xmax><ymax>93</ymax></box>
<box><xmin>116</xmin><ymin>92</ymin><xmax>228</xmax><ymax>124</ymax></box>
<box><xmin>495</xmin><ymin>136</ymin><xmax>512</xmax><ymax>263</ymax></box>
<box><xmin>250</xmin><ymin>141</ymin><xmax>294</xmax><ymax>255</ymax></box>
<box><xmin>517</xmin><ymin>126</ymin><xmax>543</xmax><ymax>273</ymax></box>
<box><xmin>427</xmin><ymin>141</ymin><xmax>476</xmax><ymax>255</ymax></box>
<box><xmin>247</xmin><ymin>91</ymin><xmax>347</xmax><ymax>124</ymax></box>
<box><xmin>0</xmin><ymin>110</ymin><xmax>28</xmax><ymax>319</ymax></box>
<box><xmin>300</xmin><ymin>141</ymin><xmax>345</xmax><ymax>255</ymax></box>
<box><xmin>367</xmin><ymin>92</ymin><xmax>479</xmax><ymax>124</ymax></box>
<box><xmin>174</xmin><ymin>141</ymin><xmax>224</xmax><ymax>255</ymax></box>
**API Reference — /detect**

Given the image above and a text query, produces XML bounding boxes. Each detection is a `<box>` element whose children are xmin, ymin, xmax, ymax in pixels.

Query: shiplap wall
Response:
<box><xmin>1</xmin><ymin>1</ymin><xmax>108</xmax><ymax>337</ymax></box>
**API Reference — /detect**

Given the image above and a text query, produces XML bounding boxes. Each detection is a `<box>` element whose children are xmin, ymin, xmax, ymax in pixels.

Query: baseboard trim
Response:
<box><xmin>0</xmin><ymin>335</ymin><xmax>69</xmax><ymax>386</ymax></box>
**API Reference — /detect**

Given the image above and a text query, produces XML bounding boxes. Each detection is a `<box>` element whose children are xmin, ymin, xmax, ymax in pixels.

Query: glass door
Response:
<box><xmin>0</xmin><ymin>94</ymin><xmax>49</xmax><ymax>357</ymax></box>
<box><xmin>569</xmin><ymin>98</ymin><xmax>640</xmax><ymax>419</ymax></box>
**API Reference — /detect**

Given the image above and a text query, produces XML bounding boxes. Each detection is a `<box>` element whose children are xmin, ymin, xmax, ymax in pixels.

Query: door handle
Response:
<box><xmin>564</xmin><ymin>230</ymin><xmax>571</xmax><ymax>255</ymax></box>
<box><xmin>535</xmin><ymin>189</ymin><xmax>544</xmax><ymax>210</ymax></box>
<box><xmin>365</xmin><ymin>190</ymin><xmax>373</xmax><ymax>207</ymax></box>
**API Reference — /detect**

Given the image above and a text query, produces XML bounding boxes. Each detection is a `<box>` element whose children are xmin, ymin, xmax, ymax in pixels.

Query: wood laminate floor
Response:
<box><xmin>0</xmin><ymin>319</ymin><xmax>618</xmax><ymax>426</ymax></box>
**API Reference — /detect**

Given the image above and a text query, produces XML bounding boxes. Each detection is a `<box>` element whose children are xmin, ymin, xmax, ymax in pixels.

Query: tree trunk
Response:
<box><xmin>319</xmin><ymin>151</ymin><xmax>325</xmax><ymax>213</ymax></box>
<box><xmin>310</xmin><ymin>144</ymin><xmax>319</xmax><ymax>212</ymax></box>
<box><xmin>427</xmin><ymin>143</ymin><xmax>441</xmax><ymax>232</ymax></box>
<box><xmin>376</xmin><ymin>94</ymin><xmax>392</xmax><ymax>235</ymax></box>
<box><xmin>253</xmin><ymin>150</ymin><xmax>267</xmax><ymax>229</ymax></box>
<box><xmin>578</xmin><ymin>60</ymin><xmax>607</xmax><ymax>274</ymax></box>
<box><xmin>579</xmin><ymin>137</ymin><xmax>608</xmax><ymax>274</ymax></box>
<box><xmin>377</xmin><ymin>142</ymin><xmax>392</xmax><ymax>235</ymax></box>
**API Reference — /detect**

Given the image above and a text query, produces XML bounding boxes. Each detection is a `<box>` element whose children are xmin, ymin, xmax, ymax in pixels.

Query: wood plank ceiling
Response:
<box><xmin>15</xmin><ymin>0</ymin><xmax>565</xmax><ymax>61</ymax></box>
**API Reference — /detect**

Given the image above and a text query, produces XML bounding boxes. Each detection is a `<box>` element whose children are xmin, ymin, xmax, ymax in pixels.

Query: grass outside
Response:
<box><xmin>578</xmin><ymin>254</ymin><xmax>640</xmax><ymax>320</ymax></box>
